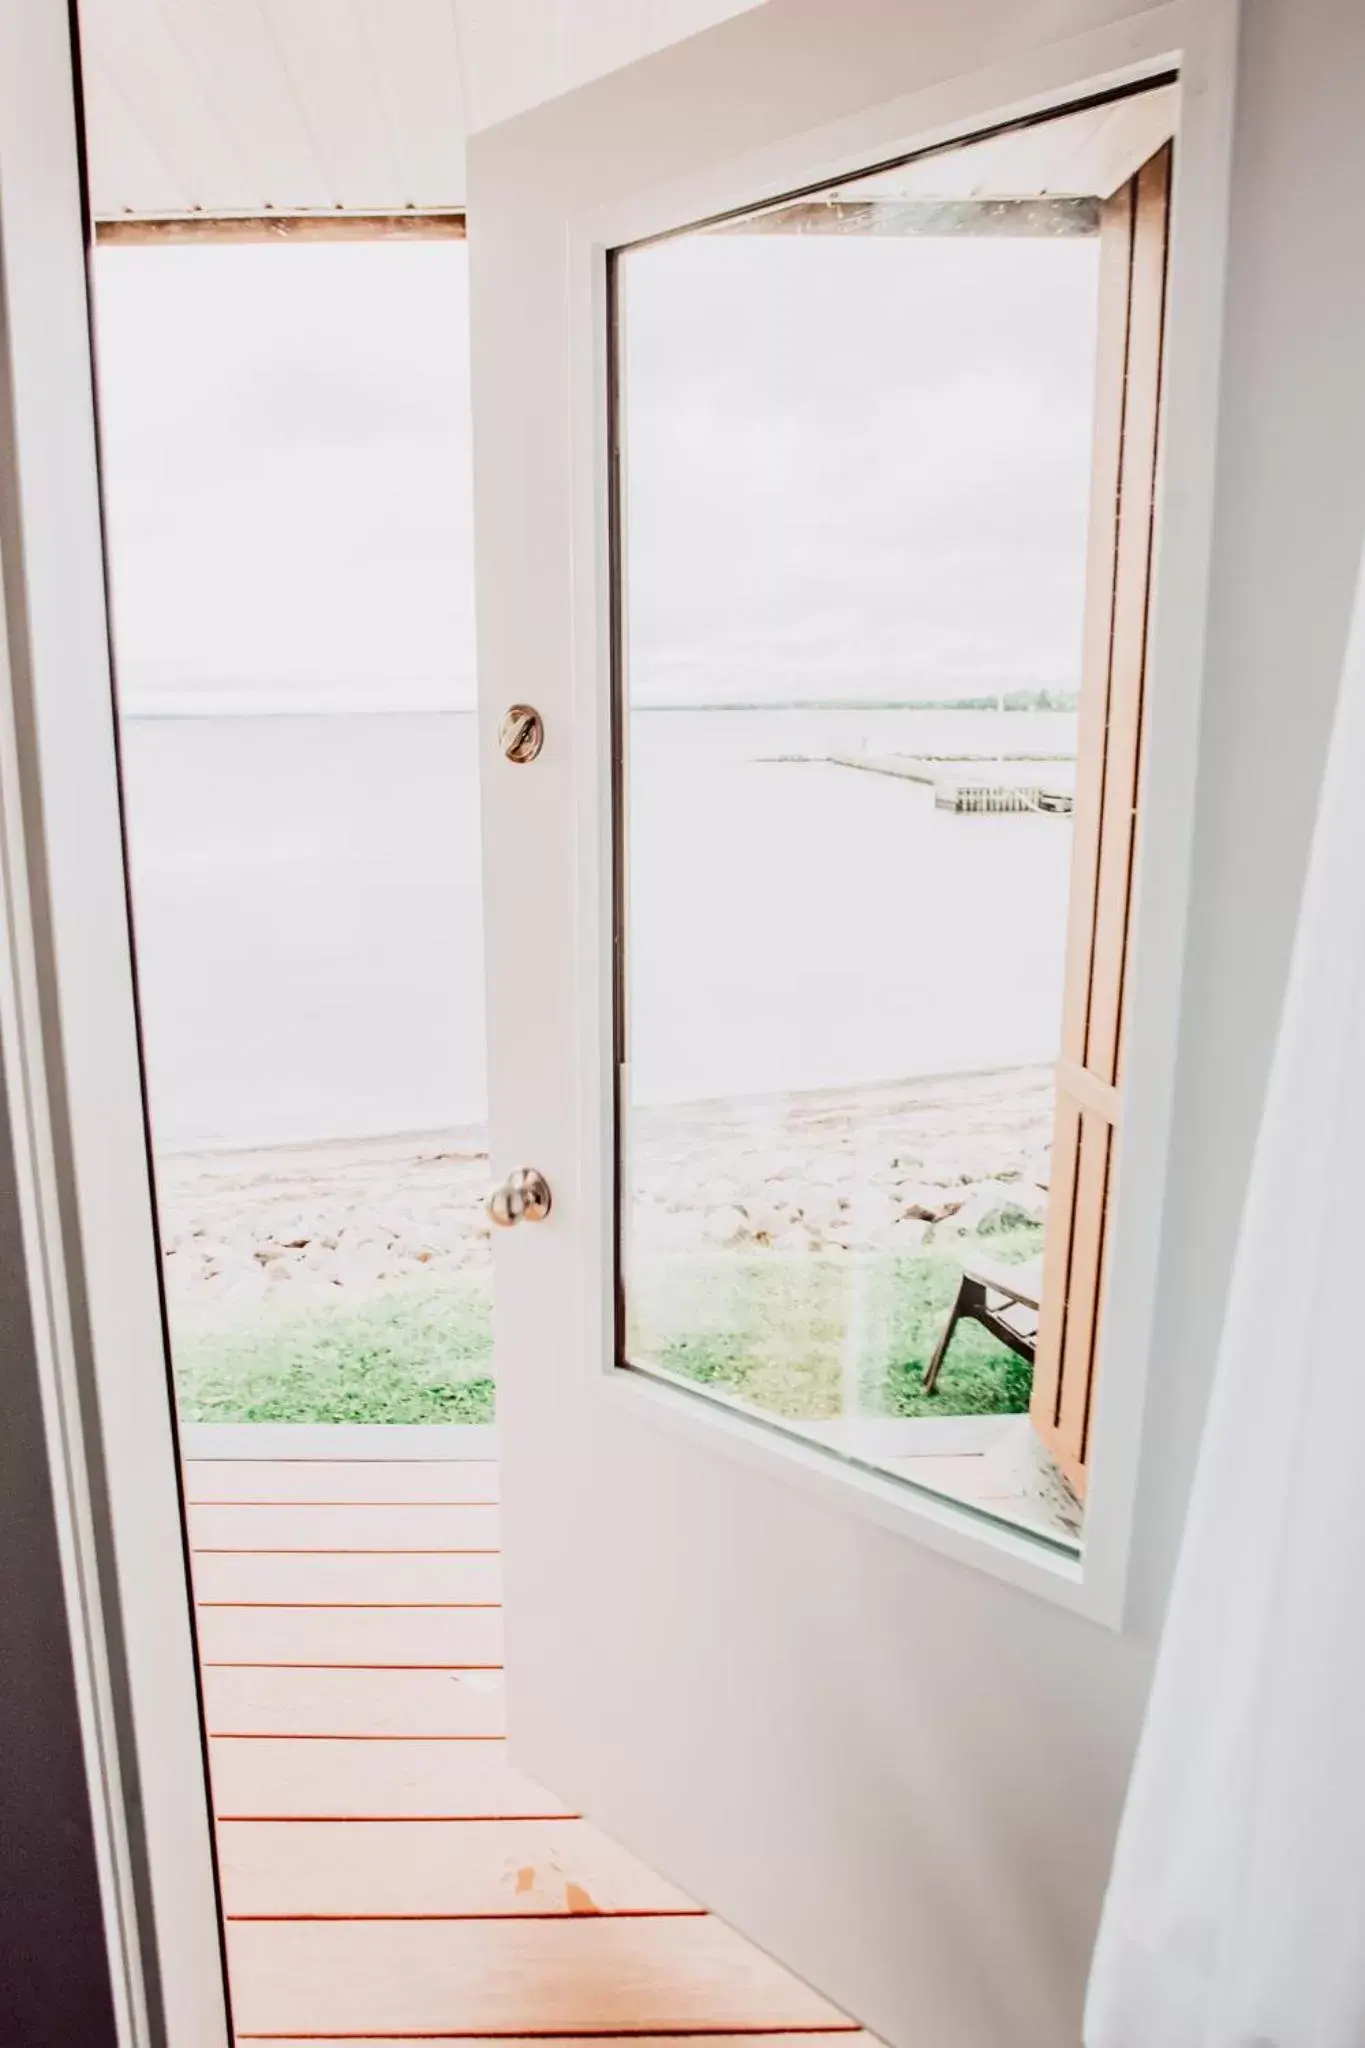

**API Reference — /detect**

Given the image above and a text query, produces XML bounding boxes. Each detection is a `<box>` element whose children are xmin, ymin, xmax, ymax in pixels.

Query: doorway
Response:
<box><xmin>92</xmin><ymin>218</ymin><xmax>867</xmax><ymax>2042</ymax></box>
<box><xmin>3</xmin><ymin>3</ymin><xmax>1235</xmax><ymax>2042</ymax></box>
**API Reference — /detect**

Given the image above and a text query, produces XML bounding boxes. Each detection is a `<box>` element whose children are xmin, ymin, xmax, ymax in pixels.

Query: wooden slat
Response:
<box><xmin>217</xmin><ymin>1817</ymin><xmax>699</xmax><ymax>1919</ymax></box>
<box><xmin>1030</xmin><ymin>144</ymin><xmax>1172</xmax><ymax>1501</ymax></box>
<box><xmin>197</xmin><ymin>1604</ymin><xmax>503</xmax><ymax>1668</ymax></box>
<box><xmin>201</xmin><ymin>1666</ymin><xmax>506</xmax><ymax>1738</ymax></box>
<box><xmin>189</xmin><ymin>1502</ymin><xmax>500</xmax><ymax>1552</ymax></box>
<box><xmin>1054</xmin><ymin>1056</ymin><xmax>1120</xmax><ymax>1127</ymax></box>
<box><xmin>1085</xmin><ymin>144</ymin><xmax>1171</xmax><ymax>1085</ymax></box>
<box><xmin>1057</xmin><ymin>177</ymin><xmax>1134</xmax><ymax>1072</ymax></box>
<box><xmin>209</xmin><ymin>1737</ymin><xmax>571</xmax><ymax>1821</ymax></box>
<box><xmin>226</xmin><ymin>1916</ymin><xmax>855</xmax><ymax>2038</ymax></box>
<box><xmin>183</xmin><ymin>1459</ymin><xmax>500</xmax><ymax>1504</ymax></box>
<box><xmin>262</xmin><ymin>2038</ymin><xmax>874</xmax><ymax>2048</ymax></box>
<box><xmin>1031</xmin><ymin>1097</ymin><xmax>1081</xmax><ymax>1436</ymax></box>
<box><xmin>1053</xmin><ymin>1111</ymin><xmax>1113</xmax><ymax>1487</ymax></box>
<box><xmin>193</xmin><ymin>1550</ymin><xmax>502</xmax><ymax>1607</ymax></box>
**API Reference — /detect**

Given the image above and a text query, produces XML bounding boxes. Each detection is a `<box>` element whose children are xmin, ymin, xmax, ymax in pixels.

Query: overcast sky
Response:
<box><xmin>93</xmin><ymin>229</ymin><xmax>1099</xmax><ymax>714</ymax></box>
<box><xmin>93</xmin><ymin>242</ymin><xmax>476</xmax><ymax>713</ymax></box>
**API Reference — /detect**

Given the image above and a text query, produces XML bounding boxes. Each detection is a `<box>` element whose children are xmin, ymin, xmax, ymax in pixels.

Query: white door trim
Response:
<box><xmin>0</xmin><ymin>3</ymin><xmax>229</xmax><ymax>2042</ymax></box>
<box><xmin>544</xmin><ymin>0</ymin><xmax>1240</xmax><ymax>1625</ymax></box>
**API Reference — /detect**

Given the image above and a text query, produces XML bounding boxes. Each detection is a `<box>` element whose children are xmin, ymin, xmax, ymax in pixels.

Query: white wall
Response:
<box><xmin>468</xmin><ymin>3</ymin><xmax>1365</xmax><ymax>2045</ymax></box>
<box><xmin>1136</xmin><ymin>0</ymin><xmax>1365</xmax><ymax>1632</ymax></box>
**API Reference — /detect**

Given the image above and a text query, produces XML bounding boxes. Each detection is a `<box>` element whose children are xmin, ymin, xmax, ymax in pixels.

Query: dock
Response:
<box><xmin>822</xmin><ymin>752</ymin><xmax>1076</xmax><ymax>815</ymax></box>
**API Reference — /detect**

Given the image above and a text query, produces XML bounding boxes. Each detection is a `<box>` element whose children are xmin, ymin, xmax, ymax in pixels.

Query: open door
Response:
<box><xmin>473</xmin><ymin>18</ymin><xmax>1195</xmax><ymax>2046</ymax></box>
<box><xmin>1031</xmin><ymin>145</ymin><xmax>1173</xmax><ymax>1500</ymax></box>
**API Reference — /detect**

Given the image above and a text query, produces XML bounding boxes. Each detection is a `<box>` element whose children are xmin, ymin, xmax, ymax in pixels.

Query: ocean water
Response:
<box><xmin>120</xmin><ymin>706</ymin><xmax>1075</xmax><ymax>1152</ymax></box>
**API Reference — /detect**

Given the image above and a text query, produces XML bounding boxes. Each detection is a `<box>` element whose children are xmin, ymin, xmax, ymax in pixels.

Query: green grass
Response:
<box><xmin>171</xmin><ymin>1229</ymin><xmax>1042</xmax><ymax>1425</ymax></box>
<box><xmin>173</xmin><ymin>1280</ymin><xmax>494</xmax><ymax>1424</ymax></box>
<box><xmin>632</xmin><ymin>1228</ymin><xmax>1042</xmax><ymax>1423</ymax></box>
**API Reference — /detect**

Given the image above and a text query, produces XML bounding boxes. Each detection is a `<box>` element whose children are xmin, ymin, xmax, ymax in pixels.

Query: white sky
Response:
<box><xmin>623</xmin><ymin>230</ymin><xmax>1101</xmax><ymax>705</ymax></box>
<box><xmin>93</xmin><ymin>242</ymin><xmax>476</xmax><ymax>713</ymax></box>
<box><xmin>92</xmin><ymin>228</ymin><xmax>1099</xmax><ymax>714</ymax></box>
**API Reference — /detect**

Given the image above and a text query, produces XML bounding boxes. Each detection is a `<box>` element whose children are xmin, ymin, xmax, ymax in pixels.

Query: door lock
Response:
<box><xmin>499</xmin><ymin>705</ymin><xmax>544</xmax><ymax>763</ymax></box>
<box><xmin>488</xmin><ymin>1166</ymin><xmax>553</xmax><ymax>1228</ymax></box>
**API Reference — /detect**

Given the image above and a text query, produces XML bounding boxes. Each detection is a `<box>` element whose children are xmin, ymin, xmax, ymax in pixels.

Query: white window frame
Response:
<box><xmin>559</xmin><ymin>1</ymin><xmax>1240</xmax><ymax>1628</ymax></box>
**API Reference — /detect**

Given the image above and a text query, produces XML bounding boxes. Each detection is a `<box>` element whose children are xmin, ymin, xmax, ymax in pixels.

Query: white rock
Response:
<box><xmin>899</xmin><ymin>1186</ymin><xmax>964</xmax><ymax>1224</ymax></box>
<box><xmin>701</xmin><ymin>1205</ymin><xmax>750</xmax><ymax>1247</ymax></box>
<box><xmin>951</xmin><ymin>1182</ymin><xmax>1047</xmax><ymax>1234</ymax></box>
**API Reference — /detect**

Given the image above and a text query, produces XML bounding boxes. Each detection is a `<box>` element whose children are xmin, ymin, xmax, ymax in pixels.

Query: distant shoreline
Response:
<box><xmin>123</xmin><ymin>695</ymin><xmax>1079</xmax><ymax>721</ymax></box>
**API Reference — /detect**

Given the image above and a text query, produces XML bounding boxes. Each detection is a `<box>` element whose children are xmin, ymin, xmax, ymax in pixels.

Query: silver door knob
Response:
<box><xmin>488</xmin><ymin>1166</ymin><xmax>552</xmax><ymax>1228</ymax></box>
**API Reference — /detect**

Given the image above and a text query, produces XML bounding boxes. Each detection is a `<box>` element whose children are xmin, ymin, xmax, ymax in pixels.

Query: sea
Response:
<box><xmin>120</xmin><ymin>705</ymin><xmax>1077</xmax><ymax>1153</ymax></box>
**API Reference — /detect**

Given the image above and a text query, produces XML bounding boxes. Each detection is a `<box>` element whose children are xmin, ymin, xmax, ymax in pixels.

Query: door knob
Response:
<box><xmin>488</xmin><ymin>1166</ymin><xmax>553</xmax><ymax>1228</ymax></box>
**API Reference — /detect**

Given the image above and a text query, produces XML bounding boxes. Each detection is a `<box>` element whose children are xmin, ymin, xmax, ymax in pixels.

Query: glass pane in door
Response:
<box><xmin>615</xmin><ymin>86</ymin><xmax>1175</xmax><ymax>1546</ymax></box>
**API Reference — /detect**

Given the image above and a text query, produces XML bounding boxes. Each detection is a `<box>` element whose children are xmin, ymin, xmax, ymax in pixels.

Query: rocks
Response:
<box><xmin>157</xmin><ymin>1068</ymin><xmax>1056</xmax><ymax>1331</ymax></box>
<box><xmin>898</xmin><ymin>1186</ymin><xmax>964</xmax><ymax>1224</ymax></box>
<box><xmin>157</xmin><ymin>1131</ymin><xmax>494</xmax><ymax>1331</ymax></box>
<box><xmin>701</xmin><ymin>1205</ymin><xmax>751</xmax><ymax>1248</ymax></box>
<box><xmin>946</xmin><ymin>1181</ymin><xmax>1048</xmax><ymax>1236</ymax></box>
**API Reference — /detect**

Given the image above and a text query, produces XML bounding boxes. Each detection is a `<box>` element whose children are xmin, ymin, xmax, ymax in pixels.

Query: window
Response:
<box><xmin>611</xmin><ymin>84</ymin><xmax>1175</xmax><ymax>1549</ymax></box>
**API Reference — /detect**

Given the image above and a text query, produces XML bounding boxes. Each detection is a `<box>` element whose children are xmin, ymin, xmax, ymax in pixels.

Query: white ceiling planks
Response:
<box><xmin>77</xmin><ymin>0</ymin><xmax>766</xmax><ymax>221</ymax></box>
<box><xmin>82</xmin><ymin>52</ymin><xmax>189</xmax><ymax>216</ymax></box>
<box><xmin>84</xmin><ymin>0</ymin><xmax>265</xmax><ymax>214</ymax></box>
<box><xmin>355</xmin><ymin>0</ymin><xmax>469</xmax><ymax>206</ymax></box>
<box><xmin>143</xmin><ymin>0</ymin><xmax>347</xmax><ymax>210</ymax></box>
<box><xmin>452</xmin><ymin>0</ymin><xmax>558</xmax><ymax>140</ymax></box>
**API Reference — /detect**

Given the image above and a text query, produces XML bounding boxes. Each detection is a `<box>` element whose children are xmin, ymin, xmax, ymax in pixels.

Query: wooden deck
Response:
<box><xmin>185</xmin><ymin>1446</ymin><xmax>870</xmax><ymax>2045</ymax></box>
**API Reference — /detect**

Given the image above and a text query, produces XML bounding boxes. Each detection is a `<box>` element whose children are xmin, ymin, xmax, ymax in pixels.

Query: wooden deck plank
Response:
<box><xmin>209</xmin><ymin>1737</ymin><xmax>570</xmax><ymax>1820</ymax></box>
<box><xmin>189</xmin><ymin>1502</ymin><xmax>500</xmax><ymax>1552</ymax></box>
<box><xmin>193</xmin><ymin>1551</ymin><xmax>502</xmax><ymax>1607</ymax></box>
<box><xmin>218</xmin><ymin>1817</ymin><xmax>699</xmax><ymax>1919</ymax></box>
<box><xmin>183</xmin><ymin>1459</ymin><xmax>500</xmax><ymax>1505</ymax></box>
<box><xmin>266</xmin><ymin>2036</ymin><xmax>873</xmax><ymax>2047</ymax></box>
<box><xmin>197</xmin><ymin>1604</ymin><xmax>503</xmax><ymax>1668</ymax></box>
<box><xmin>181</xmin><ymin>1423</ymin><xmax>498</xmax><ymax>1462</ymax></box>
<box><xmin>226</xmin><ymin>1917</ymin><xmax>855</xmax><ymax>2038</ymax></box>
<box><xmin>201</xmin><ymin>1666</ymin><xmax>506</xmax><ymax>1738</ymax></box>
<box><xmin>187</xmin><ymin>1454</ymin><xmax>862</xmax><ymax>2046</ymax></box>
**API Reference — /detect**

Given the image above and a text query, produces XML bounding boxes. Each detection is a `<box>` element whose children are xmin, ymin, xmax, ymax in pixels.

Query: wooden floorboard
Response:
<box><xmin>209</xmin><ymin>1736</ymin><xmax>571</xmax><ymax>1820</ymax></box>
<box><xmin>197</xmin><ymin>1603</ymin><xmax>504</xmax><ymax>1668</ymax></box>
<box><xmin>261</xmin><ymin>2037</ymin><xmax>874</xmax><ymax>2048</ymax></box>
<box><xmin>226</xmin><ymin>1917</ymin><xmax>856</xmax><ymax>2038</ymax></box>
<box><xmin>193</xmin><ymin>1551</ymin><xmax>503</xmax><ymax>1607</ymax></box>
<box><xmin>185</xmin><ymin>1459</ymin><xmax>500</xmax><ymax>1505</ymax></box>
<box><xmin>190</xmin><ymin>1501</ymin><xmax>501</xmax><ymax>1551</ymax></box>
<box><xmin>201</xmin><ymin>1666</ymin><xmax>507</xmax><ymax>1738</ymax></box>
<box><xmin>218</xmin><ymin>1817</ymin><xmax>699</xmax><ymax>1919</ymax></box>
<box><xmin>183</xmin><ymin>1454</ymin><xmax>861</xmax><ymax>2046</ymax></box>
<box><xmin>264</xmin><ymin>2038</ymin><xmax>874</xmax><ymax>2048</ymax></box>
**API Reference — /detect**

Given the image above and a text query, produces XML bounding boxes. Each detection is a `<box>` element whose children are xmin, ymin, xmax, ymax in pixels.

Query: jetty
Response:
<box><xmin>815</xmin><ymin>751</ymin><xmax>1076</xmax><ymax>814</ymax></box>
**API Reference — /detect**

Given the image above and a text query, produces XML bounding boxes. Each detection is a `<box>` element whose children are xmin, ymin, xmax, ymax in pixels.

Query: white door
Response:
<box><xmin>472</xmin><ymin>4</ymin><xmax>1233</xmax><ymax>2045</ymax></box>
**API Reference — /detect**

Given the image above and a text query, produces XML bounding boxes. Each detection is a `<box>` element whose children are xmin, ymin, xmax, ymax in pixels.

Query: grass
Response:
<box><xmin>171</xmin><ymin>1228</ymin><xmax>1042</xmax><ymax>1425</ymax></box>
<box><xmin>632</xmin><ymin>1228</ymin><xmax>1043</xmax><ymax>1423</ymax></box>
<box><xmin>173</xmin><ymin>1280</ymin><xmax>494</xmax><ymax>1424</ymax></box>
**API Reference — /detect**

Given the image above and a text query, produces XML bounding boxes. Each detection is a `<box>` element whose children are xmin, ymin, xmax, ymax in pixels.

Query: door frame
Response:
<box><xmin>485</xmin><ymin>0</ymin><xmax>1239</xmax><ymax>1628</ymax></box>
<box><xmin>0</xmin><ymin>2</ymin><xmax>228</xmax><ymax>2043</ymax></box>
